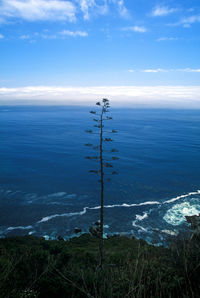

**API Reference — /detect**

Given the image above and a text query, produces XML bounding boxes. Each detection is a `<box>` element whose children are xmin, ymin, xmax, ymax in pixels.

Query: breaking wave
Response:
<box><xmin>6</xmin><ymin>226</ymin><xmax>33</xmax><ymax>231</ymax></box>
<box><xmin>163</xmin><ymin>190</ymin><xmax>200</xmax><ymax>204</ymax></box>
<box><xmin>37</xmin><ymin>201</ymin><xmax>160</xmax><ymax>224</ymax></box>
<box><xmin>163</xmin><ymin>202</ymin><xmax>200</xmax><ymax>226</ymax></box>
<box><xmin>135</xmin><ymin>212</ymin><xmax>148</xmax><ymax>221</ymax></box>
<box><xmin>38</xmin><ymin>208</ymin><xmax>88</xmax><ymax>223</ymax></box>
<box><xmin>1</xmin><ymin>188</ymin><xmax>200</xmax><ymax>243</ymax></box>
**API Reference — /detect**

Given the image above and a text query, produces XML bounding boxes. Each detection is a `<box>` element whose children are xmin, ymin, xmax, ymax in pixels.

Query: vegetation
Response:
<box><xmin>85</xmin><ymin>98</ymin><xmax>118</xmax><ymax>268</ymax></box>
<box><xmin>0</xmin><ymin>233</ymin><xmax>200</xmax><ymax>297</ymax></box>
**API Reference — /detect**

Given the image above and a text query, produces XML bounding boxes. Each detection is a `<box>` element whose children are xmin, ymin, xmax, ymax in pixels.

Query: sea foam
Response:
<box><xmin>7</xmin><ymin>225</ymin><xmax>33</xmax><ymax>231</ymax></box>
<box><xmin>164</xmin><ymin>190</ymin><xmax>200</xmax><ymax>204</ymax></box>
<box><xmin>136</xmin><ymin>212</ymin><xmax>148</xmax><ymax>221</ymax></box>
<box><xmin>163</xmin><ymin>202</ymin><xmax>200</xmax><ymax>226</ymax></box>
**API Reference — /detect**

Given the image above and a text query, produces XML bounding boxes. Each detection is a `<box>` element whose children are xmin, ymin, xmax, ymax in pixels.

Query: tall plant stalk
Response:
<box><xmin>99</xmin><ymin>106</ymin><xmax>104</xmax><ymax>267</ymax></box>
<box><xmin>85</xmin><ymin>98</ymin><xmax>118</xmax><ymax>268</ymax></box>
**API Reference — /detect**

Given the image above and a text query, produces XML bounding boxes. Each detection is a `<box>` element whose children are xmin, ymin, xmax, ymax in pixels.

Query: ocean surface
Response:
<box><xmin>0</xmin><ymin>106</ymin><xmax>200</xmax><ymax>245</ymax></box>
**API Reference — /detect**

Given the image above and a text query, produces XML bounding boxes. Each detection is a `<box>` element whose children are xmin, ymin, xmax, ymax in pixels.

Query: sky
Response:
<box><xmin>0</xmin><ymin>0</ymin><xmax>200</xmax><ymax>107</ymax></box>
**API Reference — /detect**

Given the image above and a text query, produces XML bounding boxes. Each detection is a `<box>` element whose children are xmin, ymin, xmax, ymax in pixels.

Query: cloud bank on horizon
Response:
<box><xmin>0</xmin><ymin>86</ymin><xmax>200</xmax><ymax>108</ymax></box>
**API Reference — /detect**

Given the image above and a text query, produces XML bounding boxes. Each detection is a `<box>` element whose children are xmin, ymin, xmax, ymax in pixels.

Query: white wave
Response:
<box><xmin>161</xmin><ymin>229</ymin><xmax>178</xmax><ymax>236</ymax></box>
<box><xmin>100</xmin><ymin>201</ymin><xmax>159</xmax><ymax>209</ymax></box>
<box><xmin>90</xmin><ymin>206</ymin><xmax>101</xmax><ymax>210</ymax></box>
<box><xmin>163</xmin><ymin>202</ymin><xmax>200</xmax><ymax>226</ymax></box>
<box><xmin>38</xmin><ymin>207</ymin><xmax>88</xmax><ymax>223</ymax></box>
<box><xmin>138</xmin><ymin>201</ymin><xmax>160</xmax><ymax>206</ymax></box>
<box><xmin>35</xmin><ymin>200</ymin><xmax>159</xmax><ymax>224</ymax></box>
<box><xmin>132</xmin><ymin>220</ymin><xmax>149</xmax><ymax>233</ymax></box>
<box><xmin>0</xmin><ymin>189</ymin><xmax>20</xmax><ymax>196</ymax></box>
<box><xmin>28</xmin><ymin>231</ymin><xmax>35</xmax><ymax>235</ymax></box>
<box><xmin>66</xmin><ymin>194</ymin><xmax>77</xmax><ymax>199</ymax></box>
<box><xmin>46</xmin><ymin>192</ymin><xmax>67</xmax><ymax>198</ymax></box>
<box><xmin>43</xmin><ymin>235</ymin><xmax>50</xmax><ymax>240</ymax></box>
<box><xmin>131</xmin><ymin>210</ymin><xmax>152</xmax><ymax>234</ymax></box>
<box><xmin>36</xmin><ymin>200</ymin><xmax>161</xmax><ymax>224</ymax></box>
<box><xmin>25</xmin><ymin>194</ymin><xmax>37</xmax><ymax>199</ymax></box>
<box><xmin>2</xmin><ymin>187</ymin><xmax>200</xmax><ymax>236</ymax></box>
<box><xmin>164</xmin><ymin>190</ymin><xmax>200</xmax><ymax>204</ymax></box>
<box><xmin>24</xmin><ymin>191</ymin><xmax>77</xmax><ymax>204</ymax></box>
<box><xmin>7</xmin><ymin>225</ymin><xmax>33</xmax><ymax>231</ymax></box>
<box><xmin>136</xmin><ymin>212</ymin><xmax>148</xmax><ymax>221</ymax></box>
<box><xmin>130</xmin><ymin>189</ymin><xmax>200</xmax><ymax>236</ymax></box>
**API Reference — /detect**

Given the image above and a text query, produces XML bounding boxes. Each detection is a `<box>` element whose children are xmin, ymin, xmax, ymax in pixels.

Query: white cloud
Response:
<box><xmin>180</xmin><ymin>15</ymin><xmax>200</xmax><ymax>27</ymax></box>
<box><xmin>122</xmin><ymin>26</ymin><xmax>147</xmax><ymax>33</ymax></box>
<box><xmin>157</xmin><ymin>37</ymin><xmax>178</xmax><ymax>41</ymax></box>
<box><xmin>20</xmin><ymin>34</ymin><xmax>31</xmax><ymax>39</ymax></box>
<box><xmin>59</xmin><ymin>30</ymin><xmax>88</xmax><ymax>37</ymax></box>
<box><xmin>181</xmin><ymin>68</ymin><xmax>200</xmax><ymax>73</ymax></box>
<box><xmin>0</xmin><ymin>0</ymin><xmax>76</xmax><ymax>22</ymax></box>
<box><xmin>79</xmin><ymin>0</ymin><xmax>96</xmax><ymax>20</ymax></box>
<box><xmin>128</xmin><ymin>69</ymin><xmax>134</xmax><ymax>73</ymax></box>
<box><xmin>78</xmin><ymin>0</ymin><xmax>122</xmax><ymax>20</ymax></box>
<box><xmin>18</xmin><ymin>30</ymin><xmax>88</xmax><ymax>40</ymax></box>
<box><xmin>168</xmin><ymin>14</ymin><xmax>200</xmax><ymax>27</ymax></box>
<box><xmin>152</xmin><ymin>5</ymin><xmax>177</xmax><ymax>17</ymax></box>
<box><xmin>141</xmin><ymin>68</ymin><xmax>200</xmax><ymax>73</ymax></box>
<box><xmin>0</xmin><ymin>33</ymin><xmax>4</xmax><ymax>38</ymax></box>
<box><xmin>116</xmin><ymin>0</ymin><xmax>129</xmax><ymax>18</ymax></box>
<box><xmin>0</xmin><ymin>86</ymin><xmax>200</xmax><ymax>108</ymax></box>
<box><xmin>105</xmin><ymin>0</ymin><xmax>129</xmax><ymax>18</ymax></box>
<box><xmin>77</xmin><ymin>0</ymin><xmax>115</xmax><ymax>20</ymax></box>
<box><xmin>40</xmin><ymin>33</ymin><xmax>57</xmax><ymax>39</ymax></box>
<box><xmin>142</xmin><ymin>69</ymin><xmax>168</xmax><ymax>73</ymax></box>
<box><xmin>0</xmin><ymin>0</ymin><xmax>130</xmax><ymax>23</ymax></box>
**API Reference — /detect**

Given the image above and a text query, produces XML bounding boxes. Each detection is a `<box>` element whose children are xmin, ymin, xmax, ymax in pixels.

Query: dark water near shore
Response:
<box><xmin>0</xmin><ymin>106</ymin><xmax>200</xmax><ymax>245</ymax></box>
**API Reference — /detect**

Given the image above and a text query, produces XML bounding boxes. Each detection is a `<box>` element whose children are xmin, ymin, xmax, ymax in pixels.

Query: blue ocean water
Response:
<box><xmin>0</xmin><ymin>106</ymin><xmax>200</xmax><ymax>244</ymax></box>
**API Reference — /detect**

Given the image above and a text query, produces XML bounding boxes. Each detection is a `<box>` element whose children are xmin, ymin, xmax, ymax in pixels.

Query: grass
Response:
<box><xmin>0</xmin><ymin>233</ymin><xmax>200</xmax><ymax>297</ymax></box>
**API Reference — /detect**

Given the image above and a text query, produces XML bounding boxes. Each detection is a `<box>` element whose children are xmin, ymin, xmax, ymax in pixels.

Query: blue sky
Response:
<box><xmin>0</xmin><ymin>0</ymin><xmax>200</xmax><ymax>106</ymax></box>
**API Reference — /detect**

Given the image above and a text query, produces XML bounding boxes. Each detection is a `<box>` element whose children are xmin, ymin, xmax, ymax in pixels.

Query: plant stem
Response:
<box><xmin>99</xmin><ymin>106</ymin><xmax>104</xmax><ymax>268</ymax></box>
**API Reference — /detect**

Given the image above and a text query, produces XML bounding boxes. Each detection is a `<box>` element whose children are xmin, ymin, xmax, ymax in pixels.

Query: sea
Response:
<box><xmin>0</xmin><ymin>105</ymin><xmax>200</xmax><ymax>245</ymax></box>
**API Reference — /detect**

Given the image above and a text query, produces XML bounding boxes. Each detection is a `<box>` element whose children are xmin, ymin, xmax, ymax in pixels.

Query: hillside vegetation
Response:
<box><xmin>0</xmin><ymin>234</ymin><xmax>200</xmax><ymax>298</ymax></box>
